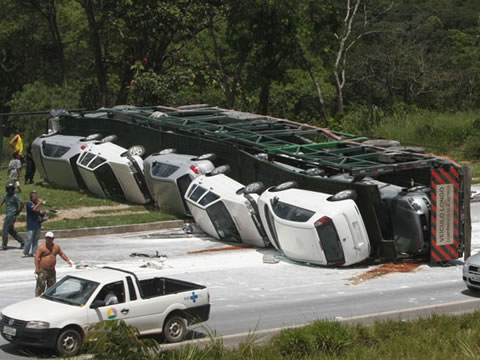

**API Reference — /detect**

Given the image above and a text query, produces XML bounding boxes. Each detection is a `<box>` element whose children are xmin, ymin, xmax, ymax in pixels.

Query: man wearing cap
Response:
<box><xmin>0</xmin><ymin>182</ymin><xmax>24</xmax><ymax>250</ymax></box>
<box><xmin>23</xmin><ymin>191</ymin><xmax>44</xmax><ymax>257</ymax></box>
<box><xmin>34</xmin><ymin>232</ymin><xmax>72</xmax><ymax>296</ymax></box>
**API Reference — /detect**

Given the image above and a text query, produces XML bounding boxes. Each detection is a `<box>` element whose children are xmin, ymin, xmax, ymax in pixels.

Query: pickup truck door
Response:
<box><xmin>86</xmin><ymin>280</ymin><xmax>135</xmax><ymax>325</ymax></box>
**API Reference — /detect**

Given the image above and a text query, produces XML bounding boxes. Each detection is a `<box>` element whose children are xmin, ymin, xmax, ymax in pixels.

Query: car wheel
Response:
<box><xmin>100</xmin><ymin>134</ymin><xmax>118</xmax><ymax>144</ymax></box>
<box><xmin>270</xmin><ymin>181</ymin><xmax>298</xmax><ymax>192</ymax></box>
<box><xmin>159</xmin><ymin>148</ymin><xmax>176</xmax><ymax>155</ymax></box>
<box><xmin>56</xmin><ymin>328</ymin><xmax>82</xmax><ymax>357</ymax></box>
<box><xmin>363</xmin><ymin>139</ymin><xmax>400</xmax><ymax>148</ymax></box>
<box><xmin>195</xmin><ymin>153</ymin><xmax>216</xmax><ymax>161</ymax></box>
<box><xmin>163</xmin><ymin>315</ymin><xmax>187</xmax><ymax>343</ymax></box>
<box><xmin>244</xmin><ymin>182</ymin><xmax>265</xmax><ymax>195</ymax></box>
<box><xmin>128</xmin><ymin>145</ymin><xmax>145</xmax><ymax>157</ymax></box>
<box><xmin>327</xmin><ymin>190</ymin><xmax>357</xmax><ymax>202</ymax></box>
<box><xmin>82</xmin><ymin>133</ymin><xmax>102</xmax><ymax>141</ymax></box>
<box><xmin>208</xmin><ymin>165</ymin><xmax>231</xmax><ymax>176</ymax></box>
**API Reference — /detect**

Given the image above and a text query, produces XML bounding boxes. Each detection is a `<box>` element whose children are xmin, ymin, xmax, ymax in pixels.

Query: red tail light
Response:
<box><xmin>80</xmin><ymin>145</ymin><xmax>87</xmax><ymax>150</ymax></box>
<box><xmin>190</xmin><ymin>165</ymin><xmax>199</xmax><ymax>174</ymax></box>
<box><xmin>314</xmin><ymin>216</ymin><xmax>332</xmax><ymax>227</ymax></box>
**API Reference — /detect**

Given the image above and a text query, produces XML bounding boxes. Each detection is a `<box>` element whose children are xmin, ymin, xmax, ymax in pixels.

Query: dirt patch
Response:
<box><xmin>348</xmin><ymin>263</ymin><xmax>421</xmax><ymax>285</ymax></box>
<box><xmin>188</xmin><ymin>246</ymin><xmax>253</xmax><ymax>254</ymax></box>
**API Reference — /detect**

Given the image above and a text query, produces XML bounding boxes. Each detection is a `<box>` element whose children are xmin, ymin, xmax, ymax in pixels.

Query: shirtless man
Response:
<box><xmin>34</xmin><ymin>231</ymin><xmax>72</xmax><ymax>296</ymax></box>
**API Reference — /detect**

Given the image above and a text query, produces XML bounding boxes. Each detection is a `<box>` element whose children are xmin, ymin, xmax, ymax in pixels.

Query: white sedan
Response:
<box><xmin>257</xmin><ymin>182</ymin><xmax>370</xmax><ymax>266</ymax></box>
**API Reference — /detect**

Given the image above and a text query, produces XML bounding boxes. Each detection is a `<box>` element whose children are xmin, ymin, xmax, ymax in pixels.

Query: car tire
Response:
<box><xmin>207</xmin><ymin>165</ymin><xmax>231</xmax><ymax>176</ymax></box>
<box><xmin>81</xmin><ymin>133</ymin><xmax>102</xmax><ymax>141</ymax></box>
<box><xmin>270</xmin><ymin>181</ymin><xmax>298</xmax><ymax>192</ymax></box>
<box><xmin>195</xmin><ymin>153</ymin><xmax>216</xmax><ymax>162</ymax></box>
<box><xmin>327</xmin><ymin>190</ymin><xmax>357</xmax><ymax>202</ymax></box>
<box><xmin>163</xmin><ymin>315</ymin><xmax>187</xmax><ymax>343</ymax></box>
<box><xmin>100</xmin><ymin>134</ymin><xmax>118</xmax><ymax>144</ymax></box>
<box><xmin>243</xmin><ymin>182</ymin><xmax>265</xmax><ymax>195</ymax></box>
<box><xmin>55</xmin><ymin>327</ymin><xmax>82</xmax><ymax>357</ymax></box>
<box><xmin>363</xmin><ymin>139</ymin><xmax>400</xmax><ymax>148</ymax></box>
<box><xmin>128</xmin><ymin>145</ymin><xmax>145</xmax><ymax>157</ymax></box>
<box><xmin>159</xmin><ymin>148</ymin><xmax>176</xmax><ymax>155</ymax></box>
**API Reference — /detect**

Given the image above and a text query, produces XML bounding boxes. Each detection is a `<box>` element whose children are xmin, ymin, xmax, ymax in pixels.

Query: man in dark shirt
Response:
<box><xmin>0</xmin><ymin>182</ymin><xmax>24</xmax><ymax>250</ymax></box>
<box><xmin>23</xmin><ymin>191</ymin><xmax>44</xmax><ymax>257</ymax></box>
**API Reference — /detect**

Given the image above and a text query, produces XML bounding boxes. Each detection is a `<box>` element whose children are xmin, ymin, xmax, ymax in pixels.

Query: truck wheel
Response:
<box><xmin>207</xmin><ymin>165</ymin><xmax>231</xmax><ymax>176</ymax></box>
<box><xmin>270</xmin><ymin>181</ymin><xmax>298</xmax><ymax>192</ymax></box>
<box><xmin>56</xmin><ymin>328</ymin><xmax>82</xmax><ymax>357</ymax></box>
<box><xmin>327</xmin><ymin>190</ymin><xmax>357</xmax><ymax>202</ymax></box>
<box><xmin>100</xmin><ymin>134</ymin><xmax>118</xmax><ymax>144</ymax></box>
<box><xmin>195</xmin><ymin>153</ymin><xmax>216</xmax><ymax>161</ymax></box>
<box><xmin>163</xmin><ymin>315</ymin><xmax>187</xmax><ymax>343</ymax></box>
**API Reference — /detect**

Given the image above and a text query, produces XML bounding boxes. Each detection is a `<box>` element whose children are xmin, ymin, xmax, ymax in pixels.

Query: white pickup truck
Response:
<box><xmin>0</xmin><ymin>267</ymin><xmax>210</xmax><ymax>356</ymax></box>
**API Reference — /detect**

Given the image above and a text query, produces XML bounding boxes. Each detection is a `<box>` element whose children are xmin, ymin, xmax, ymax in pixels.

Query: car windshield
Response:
<box><xmin>316</xmin><ymin>222</ymin><xmax>345</xmax><ymax>265</ymax></box>
<box><xmin>206</xmin><ymin>201</ymin><xmax>241</xmax><ymax>242</ymax></box>
<box><xmin>199</xmin><ymin>191</ymin><xmax>220</xmax><ymax>206</ymax></box>
<box><xmin>42</xmin><ymin>276</ymin><xmax>99</xmax><ymax>306</ymax></box>
<box><xmin>189</xmin><ymin>185</ymin><xmax>207</xmax><ymax>202</ymax></box>
<box><xmin>272</xmin><ymin>201</ymin><xmax>315</xmax><ymax>222</ymax></box>
<box><xmin>42</xmin><ymin>143</ymin><xmax>70</xmax><ymax>158</ymax></box>
<box><xmin>152</xmin><ymin>162</ymin><xmax>180</xmax><ymax>177</ymax></box>
<box><xmin>80</xmin><ymin>152</ymin><xmax>95</xmax><ymax>166</ymax></box>
<box><xmin>89</xmin><ymin>156</ymin><xmax>107</xmax><ymax>169</ymax></box>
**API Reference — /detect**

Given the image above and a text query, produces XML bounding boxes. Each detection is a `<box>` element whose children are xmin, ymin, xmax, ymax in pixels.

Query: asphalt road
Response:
<box><xmin>1</xmin><ymin>202</ymin><xmax>479</xmax><ymax>358</ymax></box>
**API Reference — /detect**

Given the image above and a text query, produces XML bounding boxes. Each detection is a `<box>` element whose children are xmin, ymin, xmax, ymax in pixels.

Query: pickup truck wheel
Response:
<box><xmin>270</xmin><ymin>181</ymin><xmax>298</xmax><ymax>192</ymax></box>
<box><xmin>327</xmin><ymin>190</ymin><xmax>357</xmax><ymax>202</ymax></box>
<box><xmin>56</xmin><ymin>328</ymin><xmax>82</xmax><ymax>357</ymax></box>
<box><xmin>163</xmin><ymin>315</ymin><xmax>187</xmax><ymax>343</ymax></box>
<box><xmin>128</xmin><ymin>145</ymin><xmax>146</xmax><ymax>157</ymax></box>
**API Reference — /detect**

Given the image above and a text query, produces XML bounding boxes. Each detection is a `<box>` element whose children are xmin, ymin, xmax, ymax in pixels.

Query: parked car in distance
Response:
<box><xmin>144</xmin><ymin>149</ymin><xmax>215</xmax><ymax>216</ymax></box>
<box><xmin>463</xmin><ymin>252</ymin><xmax>480</xmax><ymax>291</ymax></box>
<box><xmin>258</xmin><ymin>182</ymin><xmax>370</xmax><ymax>266</ymax></box>
<box><xmin>31</xmin><ymin>133</ymin><xmax>103</xmax><ymax>190</ymax></box>
<box><xmin>76</xmin><ymin>136</ymin><xmax>151</xmax><ymax>204</ymax></box>
<box><xmin>185</xmin><ymin>165</ymin><xmax>269</xmax><ymax>247</ymax></box>
<box><xmin>0</xmin><ymin>267</ymin><xmax>210</xmax><ymax>356</ymax></box>
<box><xmin>330</xmin><ymin>174</ymin><xmax>431</xmax><ymax>255</ymax></box>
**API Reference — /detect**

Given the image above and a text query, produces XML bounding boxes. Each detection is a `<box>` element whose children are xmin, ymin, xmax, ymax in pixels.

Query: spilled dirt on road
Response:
<box><xmin>348</xmin><ymin>263</ymin><xmax>421</xmax><ymax>285</ymax></box>
<box><xmin>188</xmin><ymin>246</ymin><xmax>253</xmax><ymax>254</ymax></box>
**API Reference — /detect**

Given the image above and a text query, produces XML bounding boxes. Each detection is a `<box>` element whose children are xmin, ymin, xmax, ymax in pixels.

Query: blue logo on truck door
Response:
<box><xmin>185</xmin><ymin>291</ymin><xmax>198</xmax><ymax>303</ymax></box>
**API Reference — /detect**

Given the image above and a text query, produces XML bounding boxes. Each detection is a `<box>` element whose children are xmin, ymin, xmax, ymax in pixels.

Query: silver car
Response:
<box><xmin>463</xmin><ymin>253</ymin><xmax>480</xmax><ymax>291</ymax></box>
<box><xmin>144</xmin><ymin>149</ymin><xmax>215</xmax><ymax>216</ymax></box>
<box><xmin>31</xmin><ymin>133</ymin><xmax>102</xmax><ymax>190</ymax></box>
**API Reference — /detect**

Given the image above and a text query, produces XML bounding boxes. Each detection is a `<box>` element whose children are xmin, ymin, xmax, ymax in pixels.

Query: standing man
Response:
<box><xmin>23</xmin><ymin>191</ymin><xmax>44</xmax><ymax>257</ymax></box>
<box><xmin>35</xmin><ymin>232</ymin><xmax>72</xmax><ymax>296</ymax></box>
<box><xmin>9</xmin><ymin>129</ymin><xmax>25</xmax><ymax>160</ymax></box>
<box><xmin>25</xmin><ymin>144</ymin><xmax>36</xmax><ymax>184</ymax></box>
<box><xmin>7</xmin><ymin>153</ymin><xmax>22</xmax><ymax>192</ymax></box>
<box><xmin>0</xmin><ymin>182</ymin><xmax>24</xmax><ymax>250</ymax></box>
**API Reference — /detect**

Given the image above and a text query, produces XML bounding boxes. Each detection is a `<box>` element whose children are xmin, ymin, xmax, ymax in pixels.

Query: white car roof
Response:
<box><xmin>70</xmin><ymin>268</ymin><xmax>131</xmax><ymax>284</ymax></box>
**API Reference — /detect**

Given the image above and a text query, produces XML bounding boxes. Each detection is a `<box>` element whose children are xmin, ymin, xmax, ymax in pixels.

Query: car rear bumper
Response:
<box><xmin>184</xmin><ymin>304</ymin><xmax>211</xmax><ymax>324</ymax></box>
<box><xmin>0</xmin><ymin>323</ymin><xmax>59</xmax><ymax>349</ymax></box>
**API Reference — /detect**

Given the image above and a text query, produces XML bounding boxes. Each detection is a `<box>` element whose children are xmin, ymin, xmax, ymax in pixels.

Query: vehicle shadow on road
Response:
<box><xmin>461</xmin><ymin>289</ymin><xmax>480</xmax><ymax>298</ymax></box>
<box><xmin>0</xmin><ymin>342</ymin><xmax>55</xmax><ymax>358</ymax></box>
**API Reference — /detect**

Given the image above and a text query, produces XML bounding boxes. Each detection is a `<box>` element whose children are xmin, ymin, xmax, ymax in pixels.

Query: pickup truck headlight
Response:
<box><xmin>26</xmin><ymin>321</ymin><xmax>50</xmax><ymax>329</ymax></box>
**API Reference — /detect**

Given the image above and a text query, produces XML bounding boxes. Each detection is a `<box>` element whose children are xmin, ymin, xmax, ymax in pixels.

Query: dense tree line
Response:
<box><xmin>1</xmin><ymin>0</ymin><xmax>480</xmax><ymax>130</ymax></box>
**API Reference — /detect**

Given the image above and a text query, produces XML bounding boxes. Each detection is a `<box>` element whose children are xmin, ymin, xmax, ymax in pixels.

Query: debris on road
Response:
<box><xmin>130</xmin><ymin>251</ymin><xmax>167</xmax><ymax>260</ymax></box>
<box><xmin>348</xmin><ymin>263</ymin><xmax>421</xmax><ymax>285</ymax></box>
<box><xmin>263</xmin><ymin>254</ymin><xmax>280</xmax><ymax>264</ymax></box>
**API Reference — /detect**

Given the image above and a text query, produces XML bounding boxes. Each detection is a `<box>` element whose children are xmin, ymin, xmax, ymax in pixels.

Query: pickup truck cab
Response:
<box><xmin>0</xmin><ymin>267</ymin><xmax>210</xmax><ymax>356</ymax></box>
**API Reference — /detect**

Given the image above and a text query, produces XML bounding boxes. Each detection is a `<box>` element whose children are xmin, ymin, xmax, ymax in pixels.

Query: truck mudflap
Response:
<box><xmin>183</xmin><ymin>304</ymin><xmax>211</xmax><ymax>325</ymax></box>
<box><xmin>430</xmin><ymin>166</ymin><xmax>463</xmax><ymax>262</ymax></box>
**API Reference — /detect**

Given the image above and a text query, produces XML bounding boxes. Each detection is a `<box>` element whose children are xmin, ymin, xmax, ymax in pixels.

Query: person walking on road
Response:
<box><xmin>7</xmin><ymin>153</ymin><xmax>22</xmax><ymax>192</ymax></box>
<box><xmin>0</xmin><ymin>182</ymin><xmax>24</xmax><ymax>250</ymax></box>
<box><xmin>23</xmin><ymin>191</ymin><xmax>44</xmax><ymax>258</ymax></box>
<box><xmin>35</xmin><ymin>231</ymin><xmax>72</xmax><ymax>296</ymax></box>
<box><xmin>9</xmin><ymin>129</ymin><xmax>25</xmax><ymax>160</ymax></box>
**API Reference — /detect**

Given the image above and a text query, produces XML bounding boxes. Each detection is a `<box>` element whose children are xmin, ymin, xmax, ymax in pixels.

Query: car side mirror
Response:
<box><xmin>90</xmin><ymin>300</ymin><xmax>105</xmax><ymax>309</ymax></box>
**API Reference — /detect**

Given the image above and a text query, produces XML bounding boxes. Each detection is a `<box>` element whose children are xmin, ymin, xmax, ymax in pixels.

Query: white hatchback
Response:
<box><xmin>76</xmin><ymin>136</ymin><xmax>151</xmax><ymax>204</ymax></box>
<box><xmin>258</xmin><ymin>182</ymin><xmax>370</xmax><ymax>266</ymax></box>
<box><xmin>184</xmin><ymin>165</ymin><xmax>269</xmax><ymax>247</ymax></box>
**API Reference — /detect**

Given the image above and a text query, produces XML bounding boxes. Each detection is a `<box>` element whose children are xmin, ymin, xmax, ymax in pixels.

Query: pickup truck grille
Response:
<box><xmin>1</xmin><ymin>315</ymin><xmax>27</xmax><ymax>328</ymax></box>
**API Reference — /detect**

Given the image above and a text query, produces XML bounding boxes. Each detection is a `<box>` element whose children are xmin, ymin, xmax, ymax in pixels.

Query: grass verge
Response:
<box><xmin>155</xmin><ymin>312</ymin><xmax>480</xmax><ymax>359</ymax></box>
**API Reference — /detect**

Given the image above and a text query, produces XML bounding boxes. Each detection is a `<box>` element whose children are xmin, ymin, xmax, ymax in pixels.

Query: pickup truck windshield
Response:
<box><xmin>42</xmin><ymin>276</ymin><xmax>99</xmax><ymax>306</ymax></box>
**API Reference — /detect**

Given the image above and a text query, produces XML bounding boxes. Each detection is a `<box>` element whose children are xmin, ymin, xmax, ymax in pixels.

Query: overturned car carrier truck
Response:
<box><xmin>53</xmin><ymin>104</ymin><xmax>471</xmax><ymax>264</ymax></box>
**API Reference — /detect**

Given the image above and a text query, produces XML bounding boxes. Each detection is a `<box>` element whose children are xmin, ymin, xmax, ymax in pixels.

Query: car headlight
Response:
<box><xmin>26</xmin><ymin>321</ymin><xmax>50</xmax><ymax>329</ymax></box>
<box><xmin>464</xmin><ymin>260</ymin><xmax>470</xmax><ymax>271</ymax></box>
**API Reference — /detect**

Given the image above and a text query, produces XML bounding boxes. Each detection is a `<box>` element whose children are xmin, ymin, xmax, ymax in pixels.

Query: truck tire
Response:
<box><xmin>56</xmin><ymin>327</ymin><xmax>82</xmax><ymax>357</ymax></box>
<box><xmin>270</xmin><ymin>181</ymin><xmax>298</xmax><ymax>192</ymax></box>
<box><xmin>163</xmin><ymin>315</ymin><xmax>187</xmax><ymax>343</ymax></box>
<box><xmin>207</xmin><ymin>165</ymin><xmax>231</xmax><ymax>176</ymax></box>
<box><xmin>194</xmin><ymin>153</ymin><xmax>216</xmax><ymax>162</ymax></box>
<box><xmin>327</xmin><ymin>190</ymin><xmax>357</xmax><ymax>202</ymax></box>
